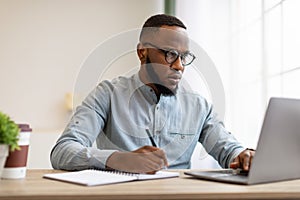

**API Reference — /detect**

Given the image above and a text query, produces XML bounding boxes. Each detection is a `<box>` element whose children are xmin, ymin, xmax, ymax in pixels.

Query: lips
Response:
<box><xmin>168</xmin><ymin>73</ymin><xmax>182</xmax><ymax>79</ymax></box>
<box><xmin>168</xmin><ymin>74</ymin><xmax>182</xmax><ymax>85</ymax></box>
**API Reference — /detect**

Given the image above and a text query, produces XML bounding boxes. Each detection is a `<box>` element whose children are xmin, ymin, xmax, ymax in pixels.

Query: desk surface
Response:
<box><xmin>1</xmin><ymin>169</ymin><xmax>300</xmax><ymax>200</ymax></box>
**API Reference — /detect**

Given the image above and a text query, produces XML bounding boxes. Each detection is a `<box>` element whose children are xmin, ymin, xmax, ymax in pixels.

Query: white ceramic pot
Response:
<box><xmin>0</xmin><ymin>144</ymin><xmax>9</xmax><ymax>177</ymax></box>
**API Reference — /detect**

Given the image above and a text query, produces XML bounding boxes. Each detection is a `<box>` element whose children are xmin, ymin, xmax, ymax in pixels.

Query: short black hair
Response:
<box><xmin>139</xmin><ymin>14</ymin><xmax>186</xmax><ymax>41</ymax></box>
<box><xmin>142</xmin><ymin>14</ymin><xmax>186</xmax><ymax>29</ymax></box>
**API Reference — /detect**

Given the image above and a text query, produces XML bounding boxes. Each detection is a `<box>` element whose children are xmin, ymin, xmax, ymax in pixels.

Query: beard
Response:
<box><xmin>145</xmin><ymin>57</ymin><xmax>177</xmax><ymax>96</ymax></box>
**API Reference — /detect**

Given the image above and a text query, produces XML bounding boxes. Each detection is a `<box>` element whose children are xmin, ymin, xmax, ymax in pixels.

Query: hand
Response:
<box><xmin>106</xmin><ymin>145</ymin><xmax>168</xmax><ymax>174</ymax></box>
<box><xmin>230</xmin><ymin>148</ymin><xmax>255</xmax><ymax>171</ymax></box>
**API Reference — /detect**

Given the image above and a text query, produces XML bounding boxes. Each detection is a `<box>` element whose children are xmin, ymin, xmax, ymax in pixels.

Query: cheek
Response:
<box><xmin>152</xmin><ymin>63</ymin><xmax>168</xmax><ymax>73</ymax></box>
<box><xmin>149</xmin><ymin>51</ymin><xmax>167</xmax><ymax>66</ymax></box>
<box><xmin>148</xmin><ymin>53</ymin><xmax>170</xmax><ymax>81</ymax></box>
<box><xmin>153</xmin><ymin>65</ymin><xmax>170</xmax><ymax>82</ymax></box>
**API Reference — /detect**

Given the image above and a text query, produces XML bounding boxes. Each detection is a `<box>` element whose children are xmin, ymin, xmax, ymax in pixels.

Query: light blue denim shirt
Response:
<box><xmin>50</xmin><ymin>73</ymin><xmax>244</xmax><ymax>170</ymax></box>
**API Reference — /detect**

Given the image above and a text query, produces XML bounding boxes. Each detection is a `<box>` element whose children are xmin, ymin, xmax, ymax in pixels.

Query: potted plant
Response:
<box><xmin>0</xmin><ymin>111</ymin><xmax>20</xmax><ymax>177</ymax></box>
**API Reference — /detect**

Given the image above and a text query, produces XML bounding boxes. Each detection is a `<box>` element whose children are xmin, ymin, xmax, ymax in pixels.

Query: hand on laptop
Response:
<box><xmin>230</xmin><ymin>148</ymin><xmax>255</xmax><ymax>171</ymax></box>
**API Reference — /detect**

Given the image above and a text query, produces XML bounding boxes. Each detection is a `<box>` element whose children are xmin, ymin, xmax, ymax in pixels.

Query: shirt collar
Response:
<box><xmin>133</xmin><ymin>73</ymin><xmax>158</xmax><ymax>103</ymax></box>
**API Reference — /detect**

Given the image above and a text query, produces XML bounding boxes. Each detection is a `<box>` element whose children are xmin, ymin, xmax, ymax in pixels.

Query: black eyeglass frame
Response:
<box><xmin>143</xmin><ymin>42</ymin><xmax>196</xmax><ymax>67</ymax></box>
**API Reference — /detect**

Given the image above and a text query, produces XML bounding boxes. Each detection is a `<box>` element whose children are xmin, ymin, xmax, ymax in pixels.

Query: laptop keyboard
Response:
<box><xmin>201</xmin><ymin>169</ymin><xmax>249</xmax><ymax>178</ymax></box>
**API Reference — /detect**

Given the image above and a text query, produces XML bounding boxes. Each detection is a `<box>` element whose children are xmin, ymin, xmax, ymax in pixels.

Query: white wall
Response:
<box><xmin>0</xmin><ymin>0</ymin><xmax>163</xmax><ymax>132</ymax></box>
<box><xmin>27</xmin><ymin>131</ymin><xmax>61</xmax><ymax>168</ymax></box>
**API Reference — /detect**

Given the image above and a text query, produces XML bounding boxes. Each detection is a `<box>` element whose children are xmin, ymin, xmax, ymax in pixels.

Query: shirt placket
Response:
<box><xmin>153</xmin><ymin>100</ymin><xmax>167</xmax><ymax>147</ymax></box>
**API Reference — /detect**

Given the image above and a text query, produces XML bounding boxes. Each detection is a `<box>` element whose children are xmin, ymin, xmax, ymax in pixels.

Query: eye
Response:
<box><xmin>166</xmin><ymin>50</ymin><xmax>178</xmax><ymax>59</ymax></box>
<box><xmin>181</xmin><ymin>53</ymin><xmax>188</xmax><ymax>59</ymax></box>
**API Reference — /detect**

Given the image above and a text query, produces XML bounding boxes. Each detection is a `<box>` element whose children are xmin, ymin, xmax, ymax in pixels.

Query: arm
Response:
<box><xmin>50</xmin><ymin>80</ymin><xmax>168</xmax><ymax>173</ymax></box>
<box><xmin>50</xmin><ymin>81</ymin><xmax>114</xmax><ymax>170</ymax></box>
<box><xmin>199</xmin><ymin>103</ymin><xmax>245</xmax><ymax>168</ymax></box>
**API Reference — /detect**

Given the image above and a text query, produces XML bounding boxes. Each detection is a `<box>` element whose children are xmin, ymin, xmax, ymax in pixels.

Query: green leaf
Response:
<box><xmin>0</xmin><ymin>111</ymin><xmax>20</xmax><ymax>151</ymax></box>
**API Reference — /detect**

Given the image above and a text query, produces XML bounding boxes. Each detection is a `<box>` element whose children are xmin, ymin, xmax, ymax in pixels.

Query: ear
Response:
<box><xmin>137</xmin><ymin>43</ymin><xmax>147</xmax><ymax>63</ymax></box>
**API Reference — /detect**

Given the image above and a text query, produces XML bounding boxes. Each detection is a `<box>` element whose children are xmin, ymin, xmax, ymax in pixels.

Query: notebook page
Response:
<box><xmin>43</xmin><ymin>170</ymin><xmax>137</xmax><ymax>186</ymax></box>
<box><xmin>136</xmin><ymin>171</ymin><xmax>179</xmax><ymax>180</ymax></box>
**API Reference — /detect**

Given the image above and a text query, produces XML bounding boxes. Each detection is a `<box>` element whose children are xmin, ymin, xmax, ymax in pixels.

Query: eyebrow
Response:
<box><xmin>159</xmin><ymin>45</ymin><xmax>190</xmax><ymax>54</ymax></box>
<box><xmin>144</xmin><ymin>42</ymin><xmax>190</xmax><ymax>54</ymax></box>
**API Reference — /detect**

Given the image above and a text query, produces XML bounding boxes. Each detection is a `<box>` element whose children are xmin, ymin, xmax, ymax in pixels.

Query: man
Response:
<box><xmin>51</xmin><ymin>14</ymin><xmax>254</xmax><ymax>174</ymax></box>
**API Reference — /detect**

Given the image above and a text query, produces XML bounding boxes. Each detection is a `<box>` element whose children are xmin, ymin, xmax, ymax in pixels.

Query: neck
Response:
<box><xmin>138</xmin><ymin>69</ymin><xmax>161</xmax><ymax>98</ymax></box>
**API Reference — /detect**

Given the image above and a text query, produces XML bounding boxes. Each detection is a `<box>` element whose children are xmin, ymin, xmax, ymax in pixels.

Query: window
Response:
<box><xmin>177</xmin><ymin>0</ymin><xmax>300</xmax><ymax>148</ymax></box>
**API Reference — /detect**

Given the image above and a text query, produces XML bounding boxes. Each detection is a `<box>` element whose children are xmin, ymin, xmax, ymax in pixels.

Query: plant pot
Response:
<box><xmin>0</xmin><ymin>144</ymin><xmax>9</xmax><ymax>177</ymax></box>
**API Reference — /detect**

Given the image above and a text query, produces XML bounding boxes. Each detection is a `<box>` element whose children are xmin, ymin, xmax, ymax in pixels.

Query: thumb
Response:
<box><xmin>230</xmin><ymin>162</ymin><xmax>239</xmax><ymax>169</ymax></box>
<box><xmin>230</xmin><ymin>157</ymin><xmax>240</xmax><ymax>169</ymax></box>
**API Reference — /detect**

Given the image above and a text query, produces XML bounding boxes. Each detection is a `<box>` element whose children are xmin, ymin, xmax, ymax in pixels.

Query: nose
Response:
<box><xmin>170</xmin><ymin>56</ymin><xmax>184</xmax><ymax>72</ymax></box>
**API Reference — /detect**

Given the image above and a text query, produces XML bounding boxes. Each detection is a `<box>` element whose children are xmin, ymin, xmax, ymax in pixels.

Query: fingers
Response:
<box><xmin>242</xmin><ymin>151</ymin><xmax>251</xmax><ymax>171</ymax></box>
<box><xmin>230</xmin><ymin>149</ymin><xmax>255</xmax><ymax>171</ymax></box>
<box><xmin>141</xmin><ymin>148</ymin><xmax>168</xmax><ymax>172</ymax></box>
<box><xmin>142</xmin><ymin>155</ymin><xmax>166</xmax><ymax>173</ymax></box>
<box><xmin>107</xmin><ymin>151</ymin><xmax>161</xmax><ymax>174</ymax></box>
<box><xmin>229</xmin><ymin>161</ymin><xmax>239</xmax><ymax>169</ymax></box>
<box><xmin>242</xmin><ymin>149</ymin><xmax>255</xmax><ymax>170</ymax></box>
<box><xmin>147</xmin><ymin>147</ymin><xmax>169</xmax><ymax>167</ymax></box>
<box><xmin>108</xmin><ymin>145</ymin><xmax>169</xmax><ymax>174</ymax></box>
<box><xmin>134</xmin><ymin>145</ymin><xmax>168</xmax><ymax>168</ymax></box>
<box><xmin>114</xmin><ymin>145</ymin><xmax>168</xmax><ymax>174</ymax></box>
<box><xmin>248</xmin><ymin>149</ymin><xmax>255</xmax><ymax>169</ymax></box>
<box><xmin>133</xmin><ymin>145</ymin><xmax>160</xmax><ymax>153</ymax></box>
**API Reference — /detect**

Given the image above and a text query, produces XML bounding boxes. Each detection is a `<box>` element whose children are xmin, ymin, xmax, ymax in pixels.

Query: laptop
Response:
<box><xmin>185</xmin><ymin>97</ymin><xmax>300</xmax><ymax>185</ymax></box>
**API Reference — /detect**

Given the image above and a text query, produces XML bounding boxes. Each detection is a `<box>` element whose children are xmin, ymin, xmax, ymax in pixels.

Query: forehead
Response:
<box><xmin>144</xmin><ymin>26</ymin><xmax>189</xmax><ymax>50</ymax></box>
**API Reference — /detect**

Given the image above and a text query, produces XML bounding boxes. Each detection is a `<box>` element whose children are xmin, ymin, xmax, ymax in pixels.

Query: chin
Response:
<box><xmin>169</xmin><ymin>85</ymin><xmax>178</xmax><ymax>91</ymax></box>
<box><xmin>160</xmin><ymin>84</ymin><xmax>178</xmax><ymax>96</ymax></box>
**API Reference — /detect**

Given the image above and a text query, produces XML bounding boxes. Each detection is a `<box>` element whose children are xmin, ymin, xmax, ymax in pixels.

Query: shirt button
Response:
<box><xmin>181</xmin><ymin>135</ymin><xmax>185</xmax><ymax>139</ymax></box>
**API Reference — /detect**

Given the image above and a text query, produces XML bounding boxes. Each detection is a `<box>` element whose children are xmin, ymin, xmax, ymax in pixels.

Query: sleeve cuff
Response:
<box><xmin>227</xmin><ymin>147</ymin><xmax>245</xmax><ymax>168</ymax></box>
<box><xmin>89</xmin><ymin>149</ymin><xmax>118</xmax><ymax>169</ymax></box>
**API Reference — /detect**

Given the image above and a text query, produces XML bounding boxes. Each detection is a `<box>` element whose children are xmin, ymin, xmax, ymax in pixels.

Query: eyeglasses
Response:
<box><xmin>143</xmin><ymin>42</ymin><xmax>196</xmax><ymax>67</ymax></box>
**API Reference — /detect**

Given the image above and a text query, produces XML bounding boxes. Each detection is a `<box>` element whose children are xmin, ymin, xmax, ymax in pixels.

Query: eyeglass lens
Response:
<box><xmin>166</xmin><ymin>50</ymin><xmax>195</xmax><ymax>66</ymax></box>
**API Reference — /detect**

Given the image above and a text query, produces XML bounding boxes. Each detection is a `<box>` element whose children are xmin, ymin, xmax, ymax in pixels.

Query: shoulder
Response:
<box><xmin>96</xmin><ymin>74</ymin><xmax>136</xmax><ymax>91</ymax></box>
<box><xmin>177</xmin><ymin>82</ymin><xmax>212</xmax><ymax>110</ymax></box>
<box><xmin>82</xmin><ymin>74</ymin><xmax>136</xmax><ymax>109</ymax></box>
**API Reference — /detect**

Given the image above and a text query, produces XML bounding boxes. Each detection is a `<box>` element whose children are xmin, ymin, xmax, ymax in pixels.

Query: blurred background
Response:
<box><xmin>0</xmin><ymin>0</ymin><xmax>299</xmax><ymax>168</ymax></box>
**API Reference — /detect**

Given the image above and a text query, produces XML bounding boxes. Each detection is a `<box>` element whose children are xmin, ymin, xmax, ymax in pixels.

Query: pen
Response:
<box><xmin>146</xmin><ymin>129</ymin><xmax>157</xmax><ymax>147</ymax></box>
<box><xmin>146</xmin><ymin>129</ymin><xmax>168</xmax><ymax>170</ymax></box>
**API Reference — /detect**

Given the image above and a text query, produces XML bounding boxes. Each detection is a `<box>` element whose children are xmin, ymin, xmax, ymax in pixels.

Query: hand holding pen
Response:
<box><xmin>105</xmin><ymin>129</ymin><xmax>168</xmax><ymax>174</ymax></box>
<box><xmin>145</xmin><ymin>129</ymin><xmax>168</xmax><ymax>172</ymax></box>
<box><xmin>106</xmin><ymin>145</ymin><xmax>168</xmax><ymax>174</ymax></box>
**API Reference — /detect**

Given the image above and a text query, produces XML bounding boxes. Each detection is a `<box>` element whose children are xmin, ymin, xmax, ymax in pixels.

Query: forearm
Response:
<box><xmin>211</xmin><ymin>137</ymin><xmax>244</xmax><ymax>168</ymax></box>
<box><xmin>50</xmin><ymin>141</ymin><xmax>116</xmax><ymax>170</ymax></box>
<box><xmin>199</xmin><ymin>105</ymin><xmax>245</xmax><ymax>168</ymax></box>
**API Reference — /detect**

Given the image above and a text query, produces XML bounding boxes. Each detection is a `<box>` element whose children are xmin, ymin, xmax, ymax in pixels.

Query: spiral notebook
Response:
<box><xmin>43</xmin><ymin>170</ymin><xmax>179</xmax><ymax>186</ymax></box>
